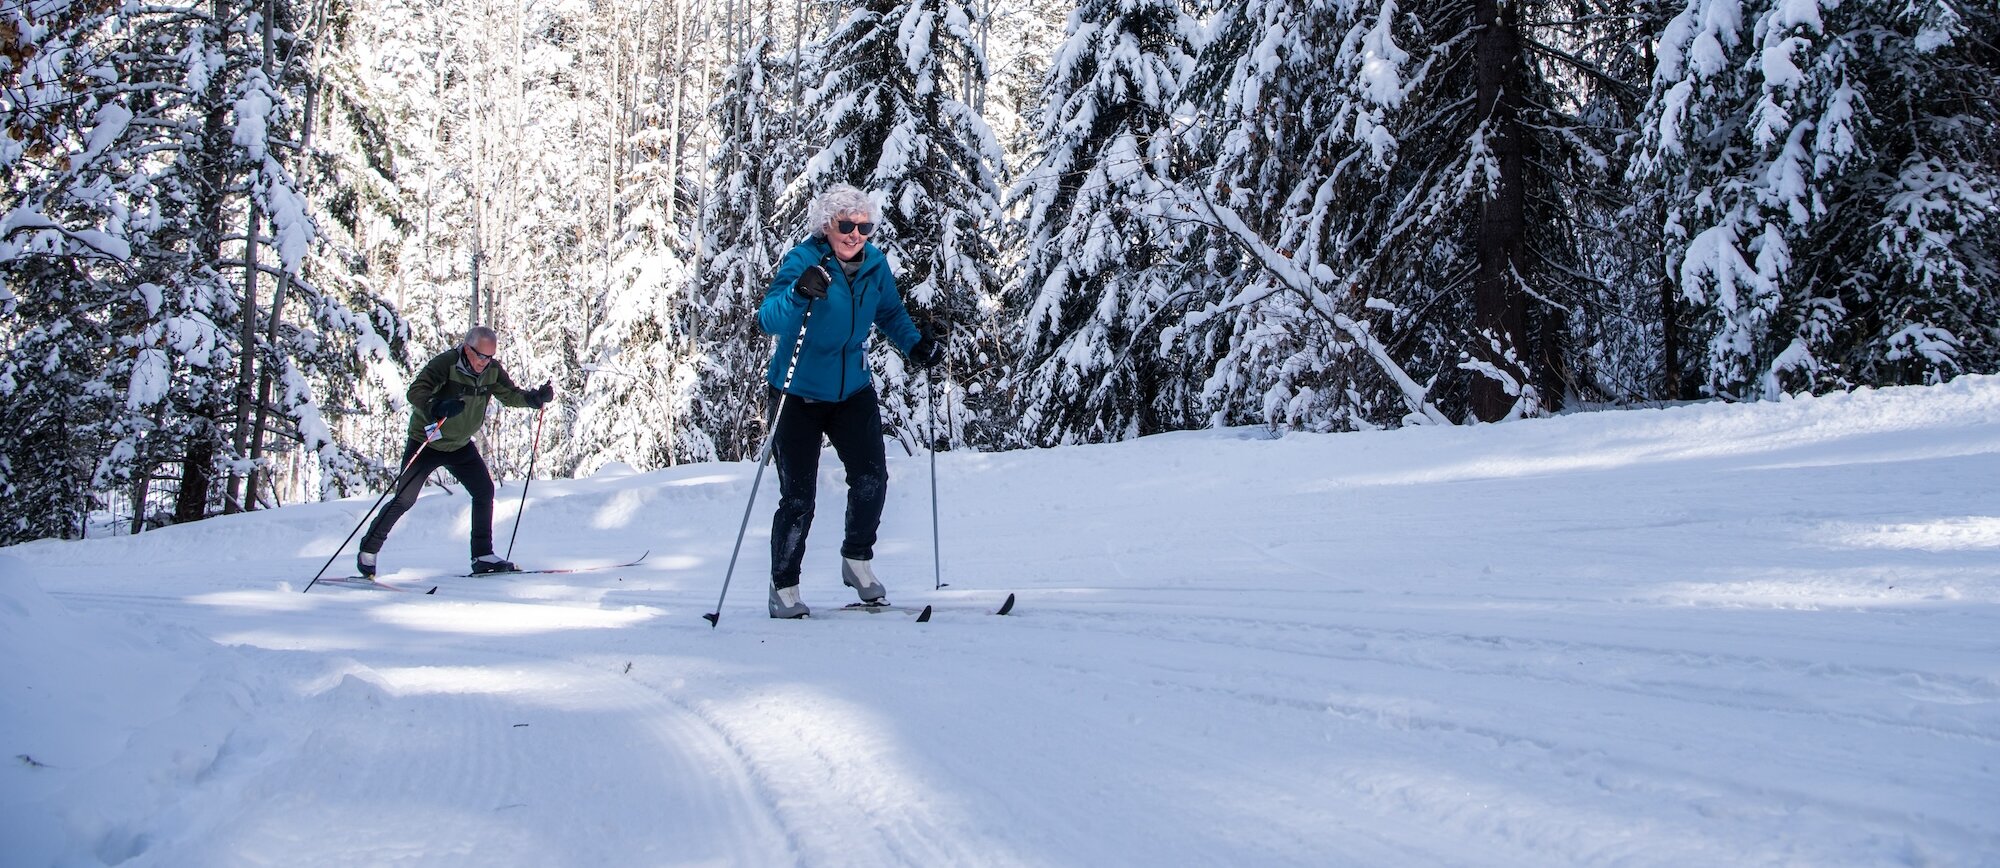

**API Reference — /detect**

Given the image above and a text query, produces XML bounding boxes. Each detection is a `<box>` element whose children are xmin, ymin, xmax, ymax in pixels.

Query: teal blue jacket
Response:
<box><xmin>759</xmin><ymin>237</ymin><xmax>922</xmax><ymax>401</ymax></box>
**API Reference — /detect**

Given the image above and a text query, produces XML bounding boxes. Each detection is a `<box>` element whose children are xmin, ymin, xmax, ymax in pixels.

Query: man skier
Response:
<box><xmin>357</xmin><ymin>325</ymin><xmax>552</xmax><ymax>578</ymax></box>
<box><xmin>759</xmin><ymin>183</ymin><xmax>945</xmax><ymax>618</ymax></box>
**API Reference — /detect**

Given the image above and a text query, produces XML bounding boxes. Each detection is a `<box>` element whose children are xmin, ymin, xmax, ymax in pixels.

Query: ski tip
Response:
<box><xmin>995</xmin><ymin>593</ymin><xmax>1015</xmax><ymax>616</ymax></box>
<box><xmin>915</xmin><ymin>605</ymin><xmax>932</xmax><ymax>623</ymax></box>
<box><xmin>702</xmin><ymin>612</ymin><xmax>720</xmax><ymax>628</ymax></box>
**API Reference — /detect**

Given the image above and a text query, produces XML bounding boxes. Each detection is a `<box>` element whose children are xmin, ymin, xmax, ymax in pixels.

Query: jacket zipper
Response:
<box><xmin>843</xmin><ymin>265</ymin><xmax>863</xmax><ymax>399</ymax></box>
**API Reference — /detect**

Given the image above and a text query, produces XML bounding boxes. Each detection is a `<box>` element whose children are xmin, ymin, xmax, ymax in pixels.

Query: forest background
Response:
<box><xmin>1</xmin><ymin>0</ymin><xmax>1993</xmax><ymax>542</ymax></box>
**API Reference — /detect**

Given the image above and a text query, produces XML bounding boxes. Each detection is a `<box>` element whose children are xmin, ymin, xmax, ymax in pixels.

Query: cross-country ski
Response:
<box><xmin>449</xmin><ymin>551</ymin><xmax>651</xmax><ymax>578</ymax></box>
<box><xmin>310</xmin><ymin>576</ymin><xmax>439</xmax><ymax>594</ymax></box>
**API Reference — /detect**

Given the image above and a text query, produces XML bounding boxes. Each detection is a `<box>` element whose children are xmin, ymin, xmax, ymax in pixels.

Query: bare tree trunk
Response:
<box><xmin>128</xmin><ymin>471</ymin><xmax>150</xmax><ymax>536</ymax></box>
<box><xmin>182</xmin><ymin>0</ymin><xmax>235</xmax><ymax>525</ymax></box>
<box><xmin>1661</xmin><ymin>264</ymin><xmax>1683</xmax><ymax>399</ymax></box>
<box><xmin>239</xmin><ymin>0</ymin><xmax>299</xmax><ymax>510</ymax></box>
<box><xmin>227</xmin><ymin>203</ymin><xmax>261</xmax><ymax>513</ymax></box>
<box><xmin>176</xmin><ymin>441</ymin><xmax>214</xmax><ymax>524</ymax></box>
<box><xmin>246</xmin><ymin>50</ymin><xmax>318</xmax><ymax>503</ymax></box>
<box><xmin>1468</xmin><ymin>0</ymin><xmax>1532</xmax><ymax>423</ymax></box>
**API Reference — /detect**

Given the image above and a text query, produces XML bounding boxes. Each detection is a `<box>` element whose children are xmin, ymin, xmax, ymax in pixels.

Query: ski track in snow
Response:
<box><xmin>7</xmin><ymin>379</ymin><xmax>2000</xmax><ymax>866</ymax></box>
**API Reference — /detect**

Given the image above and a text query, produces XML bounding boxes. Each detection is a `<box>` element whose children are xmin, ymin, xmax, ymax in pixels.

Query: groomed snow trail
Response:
<box><xmin>6</xmin><ymin>379</ymin><xmax>1999</xmax><ymax>866</ymax></box>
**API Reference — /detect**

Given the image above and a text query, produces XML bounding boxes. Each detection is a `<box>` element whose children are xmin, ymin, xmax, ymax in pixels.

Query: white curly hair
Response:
<box><xmin>807</xmin><ymin>184</ymin><xmax>877</xmax><ymax>238</ymax></box>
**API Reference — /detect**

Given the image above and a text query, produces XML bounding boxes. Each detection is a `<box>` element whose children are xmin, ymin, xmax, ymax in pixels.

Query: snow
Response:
<box><xmin>6</xmin><ymin>379</ymin><xmax>2000</xmax><ymax>865</ymax></box>
<box><xmin>65</xmin><ymin>228</ymin><xmax>130</xmax><ymax>261</ymax></box>
<box><xmin>231</xmin><ymin>85</ymin><xmax>274</xmax><ymax>163</ymax></box>
<box><xmin>124</xmin><ymin>347</ymin><xmax>169</xmax><ymax>409</ymax></box>
<box><xmin>77</xmin><ymin>103</ymin><xmax>133</xmax><ymax>167</ymax></box>
<box><xmin>1353</xmin><ymin>0</ymin><xmax>1409</xmax><ymax>108</ymax></box>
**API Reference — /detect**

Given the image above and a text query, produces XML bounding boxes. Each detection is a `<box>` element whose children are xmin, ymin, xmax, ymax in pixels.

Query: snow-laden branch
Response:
<box><xmin>1195</xmin><ymin>194</ymin><xmax>1451</xmax><ymax>425</ymax></box>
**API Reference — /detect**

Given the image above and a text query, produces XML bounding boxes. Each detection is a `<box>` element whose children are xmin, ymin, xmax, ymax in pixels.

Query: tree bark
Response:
<box><xmin>181</xmin><ymin>0</ymin><xmax>233</xmax><ymax>525</ymax></box>
<box><xmin>227</xmin><ymin>202</ymin><xmax>261</xmax><ymax>513</ymax></box>
<box><xmin>127</xmin><ymin>471</ymin><xmax>150</xmax><ymax>536</ymax></box>
<box><xmin>175</xmin><ymin>440</ymin><xmax>214</xmax><ymax>524</ymax></box>
<box><xmin>1469</xmin><ymin>0</ymin><xmax>1532</xmax><ymax>422</ymax></box>
<box><xmin>1662</xmin><ymin>265</ymin><xmax>1684</xmax><ymax>399</ymax></box>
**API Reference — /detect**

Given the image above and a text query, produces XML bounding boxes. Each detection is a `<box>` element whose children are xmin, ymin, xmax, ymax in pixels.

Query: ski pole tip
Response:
<box><xmin>702</xmin><ymin>612</ymin><xmax>720</xmax><ymax>628</ymax></box>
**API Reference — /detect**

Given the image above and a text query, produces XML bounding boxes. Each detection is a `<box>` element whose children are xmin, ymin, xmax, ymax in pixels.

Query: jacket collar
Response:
<box><xmin>452</xmin><ymin>348</ymin><xmax>497</xmax><ymax>383</ymax></box>
<box><xmin>811</xmin><ymin>236</ymin><xmax>885</xmax><ymax>280</ymax></box>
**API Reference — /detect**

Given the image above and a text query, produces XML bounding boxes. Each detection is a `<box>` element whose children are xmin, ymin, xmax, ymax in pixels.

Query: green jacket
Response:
<box><xmin>405</xmin><ymin>348</ymin><xmax>531</xmax><ymax>451</ymax></box>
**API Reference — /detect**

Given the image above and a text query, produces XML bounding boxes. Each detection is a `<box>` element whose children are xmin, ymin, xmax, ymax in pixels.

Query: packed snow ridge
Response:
<box><xmin>5</xmin><ymin>378</ymin><xmax>1998</xmax><ymax>866</ymax></box>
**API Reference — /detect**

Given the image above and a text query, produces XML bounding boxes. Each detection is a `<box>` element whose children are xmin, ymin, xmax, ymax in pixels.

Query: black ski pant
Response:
<box><xmin>769</xmin><ymin>384</ymin><xmax>888</xmax><ymax>589</ymax></box>
<box><xmin>360</xmin><ymin>438</ymin><xmax>497</xmax><ymax>557</ymax></box>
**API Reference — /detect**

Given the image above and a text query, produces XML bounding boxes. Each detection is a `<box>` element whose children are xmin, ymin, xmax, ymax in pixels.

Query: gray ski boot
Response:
<box><xmin>769</xmin><ymin>583</ymin><xmax>810</xmax><ymax>619</ymax></box>
<box><xmin>357</xmin><ymin>550</ymin><xmax>378</xmax><ymax>578</ymax></box>
<box><xmin>841</xmin><ymin>557</ymin><xmax>889</xmax><ymax>605</ymax></box>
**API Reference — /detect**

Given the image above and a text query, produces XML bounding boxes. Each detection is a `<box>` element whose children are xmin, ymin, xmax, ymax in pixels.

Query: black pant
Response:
<box><xmin>770</xmin><ymin>384</ymin><xmax>888</xmax><ymax>589</ymax></box>
<box><xmin>360</xmin><ymin>439</ymin><xmax>497</xmax><ymax>557</ymax></box>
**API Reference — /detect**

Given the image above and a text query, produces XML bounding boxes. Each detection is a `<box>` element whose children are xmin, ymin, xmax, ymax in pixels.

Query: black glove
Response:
<box><xmin>524</xmin><ymin>381</ymin><xmax>554</xmax><ymax>409</ymax></box>
<box><xmin>430</xmin><ymin>396</ymin><xmax>465</xmax><ymax>420</ymax></box>
<box><xmin>793</xmin><ymin>264</ymin><xmax>831</xmax><ymax>301</ymax></box>
<box><xmin>909</xmin><ymin>335</ymin><xmax>945</xmax><ymax>369</ymax></box>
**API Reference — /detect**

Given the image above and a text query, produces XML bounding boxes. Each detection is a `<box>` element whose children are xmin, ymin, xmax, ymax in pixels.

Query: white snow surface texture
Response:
<box><xmin>5</xmin><ymin>379</ymin><xmax>1999</xmax><ymax>867</ymax></box>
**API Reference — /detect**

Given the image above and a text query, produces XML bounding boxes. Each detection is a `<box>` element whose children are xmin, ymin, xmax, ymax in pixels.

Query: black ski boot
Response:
<box><xmin>471</xmin><ymin>554</ymin><xmax>519</xmax><ymax>574</ymax></box>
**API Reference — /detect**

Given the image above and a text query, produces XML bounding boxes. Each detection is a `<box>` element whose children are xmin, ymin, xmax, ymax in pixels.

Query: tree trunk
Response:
<box><xmin>182</xmin><ymin>0</ymin><xmax>232</xmax><ymax>525</ymax></box>
<box><xmin>227</xmin><ymin>202</ymin><xmax>261</xmax><ymax>513</ymax></box>
<box><xmin>128</xmin><ymin>469</ymin><xmax>150</xmax><ymax>535</ymax></box>
<box><xmin>1468</xmin><ymin>0</ymin><xmax>1532</xmax><ymax>423</ymax></box>
<box><xmin>175</xmin><ymin>440</ymin><xmax>214</xmax><ymax>524</ymax></box>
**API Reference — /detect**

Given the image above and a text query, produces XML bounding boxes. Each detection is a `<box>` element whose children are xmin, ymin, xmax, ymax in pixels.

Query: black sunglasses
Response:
<box><xmin>464</xmin><ymin>344</ymin><xmax>495</xmax><ymax>362</ymax></box>
<box><xmin>835</xmin><ymin>219</ymin><xmax>876</xmax><ymax>236</ymax></box>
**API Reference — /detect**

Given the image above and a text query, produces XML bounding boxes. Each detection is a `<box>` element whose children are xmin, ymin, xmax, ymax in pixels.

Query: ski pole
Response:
<box><xmin>930</xmin><ymin>366</ymin><xmax>945</xmax><ymax>590</ymax></box>
<box><xmin>504</xmin><ymin>406</ymin><xmax>547</xmax><ymax>562</ymax></box>
<box><xmin>705</xmin><ymin>297</ymin><xmax>816</xmax><ymax>628</ymax></box>
<box><xmin>305</xmin><ymin>440</ymin><xmax>430</xmax><ymax>593</ymax></box>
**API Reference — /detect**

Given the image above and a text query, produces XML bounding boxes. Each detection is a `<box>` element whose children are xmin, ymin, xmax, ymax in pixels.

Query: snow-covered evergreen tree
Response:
<box><xmin>1637</xmin><ymin>0</ymin><xmax>2000</xmax><ymax>399</ymax></box>
<box><xmin>0</xmin><ymin>0</ymin><xmax>134</xmax><ymax>540</ymax></box>
<box><xmin>1</xmin><ymin>0</ymin><xmax>405</xmax><ymax>541</ymax></box>
<box><xmin>800</xmin><ymin>0</ymin><xmax>1007</xmax><ymax>449</ymax></box>
<box><xmin>1174</xmin><ymin>0</ymin><xmax>1652</xmax><ymax>430</ymax></box>
<box><xmin>683</xmin><ymin>36</ymin><xmax>806</xmax><ymax>462</ymax></box>
<box><xmin>1006</xmin><ymin>0</ymin><xmax>1201</xmax><ymax>446</ymax></box>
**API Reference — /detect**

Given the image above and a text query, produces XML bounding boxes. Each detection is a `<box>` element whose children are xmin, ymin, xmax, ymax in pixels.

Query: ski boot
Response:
<box><xmin>357</xmin><ymin>550</ymin><xmax>378</xmax><ymax>578</ymax></box>
<box><xmin>471</xmin><ymin>554</ymin><xmax>519</xmax><ymax>574</ymax></box>
<box><xmin>769</xmin><ymin>583</ymin><xmax>810</xmax><ymax>619</ymax></box>
<box><xmin>841</xmin><ymin>557</ymin><xmax>889</xmax><ymax>605</ymax></box>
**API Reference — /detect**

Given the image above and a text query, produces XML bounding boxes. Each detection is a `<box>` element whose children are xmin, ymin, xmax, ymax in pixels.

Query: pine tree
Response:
<box><xmin>685</xmin><ymin>36</ymin><xmax>806</xmax><ymax>463</ymax></box>
<box><xmin>1007</xmin><ymin>0</ymin><xmax>1202</xmax><ymax>446</ymax></box>
<box><xmin>1</xmin><ymin>0</ymin><xmax>407</xmax><ymax>541</ymax></box>
<box><xmin>0</xmin><ymin>0</ymin><xmax>134</xmax><ymax>540</ymax></box>
<box><xmin>1636</xmin><ymin>0</ymin><xmax>2000</xmax><ymax>399</ymax></box>
<box><xmin>1175</xmin><ymin>0</ymin><xmax>1652</xmax><ymax>430</ymax></box>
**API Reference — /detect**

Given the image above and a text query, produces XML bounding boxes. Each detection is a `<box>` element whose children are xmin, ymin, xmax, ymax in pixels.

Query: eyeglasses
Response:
<box><xmin>465</xmin><ymin>344</ymin><xmax>495</xmax><ymax>362</ymax></box>
<box><xmin>835</xmin><ymin>219</ymin><xmax>875</xmax><ymax>237</ymax></box>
